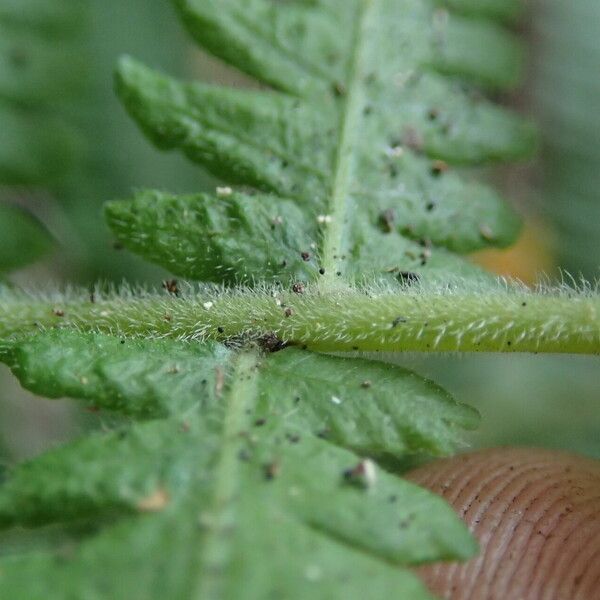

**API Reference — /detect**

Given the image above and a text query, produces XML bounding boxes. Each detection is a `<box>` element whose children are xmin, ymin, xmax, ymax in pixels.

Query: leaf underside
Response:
<box><xmin>0</xmin><ymin>0</ymin><xmax>535</xmax><ymax>598</ymax></box>
<box><xmin>0</xmin><ymin>331</ymin><xmax>477</xmax><ymax>598</ymax></box>
<box><xmin>107</xmin><ymin>0</ymin><xmax>534</xmax><ymax>285</ymax></box>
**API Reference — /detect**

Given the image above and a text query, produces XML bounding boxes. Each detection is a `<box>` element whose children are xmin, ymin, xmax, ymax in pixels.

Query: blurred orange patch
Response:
<box><xmin>470</xmin><ymin>219</ymin><xmax>555</xmax><ymax>285</ymax></box>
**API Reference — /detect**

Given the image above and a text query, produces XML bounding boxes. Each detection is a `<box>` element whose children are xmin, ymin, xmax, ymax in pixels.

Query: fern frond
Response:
<box><xmin>111</xmin><ymin>0</ymin><xmax>535</xmax><ymax>285</ymax></box>
<box><xmin>0</xmin><ymin>2</ymin><xmax>579</xmax><ymax>599</ymax></box>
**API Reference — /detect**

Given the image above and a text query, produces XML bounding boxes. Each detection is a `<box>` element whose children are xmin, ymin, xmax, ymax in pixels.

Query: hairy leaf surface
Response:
<box><xmin>109</xmin><ymin>0</ymin><xmax>535</xmax><ymax>284</ymax></box>
<box><xmin>0</xmin><ymin>330</ymin><xmax>477</xmax><ymax>598</ymax></box>
<box><xmin>0</xmin><ymin>1</ymin><xmax>544</xmax><ymax>598</ymax></box>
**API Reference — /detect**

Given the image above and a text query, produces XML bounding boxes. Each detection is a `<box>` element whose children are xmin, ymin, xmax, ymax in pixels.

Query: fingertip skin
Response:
<box><xmin>407</xmin><ymin>448</ymin><xmax>600</xmax><ymax>600</ymax></box>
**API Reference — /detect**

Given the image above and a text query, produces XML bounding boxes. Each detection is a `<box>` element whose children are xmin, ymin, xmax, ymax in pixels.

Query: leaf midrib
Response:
<box><xmin>320</xmin><ymin>0</ymin><xmax>375</xmax><ymax>283</ymax></box>
<box><xmin>192</xmin><ymin>350</ymin><xmax>260</xmax><ymax>599</ymax></box>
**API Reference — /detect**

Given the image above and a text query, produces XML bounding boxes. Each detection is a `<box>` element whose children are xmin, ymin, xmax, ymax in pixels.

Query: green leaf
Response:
<box><xmin>0</xmin><ymin>203</ymin><xmax>54</xmax><ymax>272</ymax></box>
<box><xmin>0</xmin><ymin>1</ymin><xmax>545</xmax><ymax>597</ymax></box>
<box><xmin>0</xmin><ymin>0</ymin><xmax>86</xmax><ymax>34</ymax></box>
<box><xmin>0</xmin><ymin>0</ymin><xmax>86</xmax><ymax>187</ymax></box>
<box><xmin>439</xmin><ymin>0</ymin><xmax>523</xmax><ymax>23</ymax></box>
<box><xmin>0</xmin><ymin>330</ymin><xmax>477</xmax><ymax>598</ymax></box>
<box><xmin>111</xmin><ymin>0</ymin><xmax>535</xmax><ymax>284</ymax></box>
<box><xmin>105</xmin><ymin>189</ymin><xmax>485</xmax><ymax>284</ymax></box>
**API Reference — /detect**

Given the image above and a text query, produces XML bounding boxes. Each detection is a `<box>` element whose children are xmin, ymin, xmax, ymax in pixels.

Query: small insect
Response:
<box><xmin>292</xmin><ymin>282</ymin><xmax>305</xmax><ymax>294</ymax></box>
<box><xmin>162</xmin><ymin>279</ymin><xmax>179</xmax><ymax>295</ymax></box>
<box><xmin>258</xmin><ymin>332</ymin><xmax>288</xmax><ymax>353</ymax></box>
<box><xmin>479</xmin><ymin>224</ymin><xmax>495</xmax><ymax>241</ymax></box>
<box><xmin>343</xmin><ymin>459</ymin><xmax>377</xmax><ymax>489</ymax></box>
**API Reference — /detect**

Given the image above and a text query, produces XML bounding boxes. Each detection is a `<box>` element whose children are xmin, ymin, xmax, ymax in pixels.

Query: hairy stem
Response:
<box><xmin>0</xmin><ymin>285</ymin><xmax>598</xmax><ymax>355</ymax></box>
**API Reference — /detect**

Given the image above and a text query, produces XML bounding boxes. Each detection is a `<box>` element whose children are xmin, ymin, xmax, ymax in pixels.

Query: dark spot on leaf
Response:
<box><xmin>301</xmin><ymin>251</ymin><xmax>311</xmax><ymax>262</ymax></box>
<box><xmin>391</xmin><ymin>316</ymin><xmax>408</xmax><ymax>328</ymax></box>
<box><xmin>378</xmin><ymin>208</ymin><xmax>396</xmax><ymax>233</ymax></box>
<box><xmin>257</xmin><ymin>332</ymin><xmax>289</xmax><ymax>353</ymax></box>
<box><xmin>263</xmin><ymin>461</ymin><xmax>280</xmax><ymax>481</ymax></box>
<box><xmin>430</xmin><ymin>160</ymin><xmax>448</xmax><ymax>177</ymax></box>
<box><xmin>332</xmin><ymin>81</ymin><xmax>347</xmax><ymax>97</ymax></box>
<box><xmin>254</xmin><ymin>418</ymin><xmax>267</xmax><ymax>427</ymax></box>
<box><xmin>238</xmin><ymin>449</ymin><xmax>251</xmax><ymax>462</ymax></box>
<box><xmin>317</xmin><ymin>428</ymin><xmax>331</xmax><ymax>439</ymax></box>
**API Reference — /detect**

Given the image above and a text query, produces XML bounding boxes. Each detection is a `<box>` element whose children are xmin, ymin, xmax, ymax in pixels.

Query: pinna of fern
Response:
<box><xmin>0</xmin><ymin>1</ymin><xmax>598</xmax><ymax>599</ymax></box>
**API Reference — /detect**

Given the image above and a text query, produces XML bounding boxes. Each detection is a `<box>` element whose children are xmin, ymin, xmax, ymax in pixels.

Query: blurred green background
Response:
<box><xmin>0</xmin><ymin>0</ymin><xmax>598</xmax><ymax>464</ymax></box>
